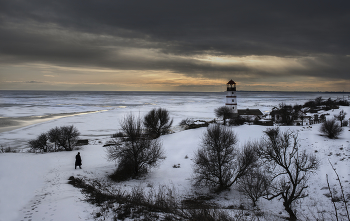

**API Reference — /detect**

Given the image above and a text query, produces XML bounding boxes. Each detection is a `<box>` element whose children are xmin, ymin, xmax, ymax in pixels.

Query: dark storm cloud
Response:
<box><xmin>0</xmin><ymin>0</ymin><xmax>349</xmax><ymax>80</ymax></box>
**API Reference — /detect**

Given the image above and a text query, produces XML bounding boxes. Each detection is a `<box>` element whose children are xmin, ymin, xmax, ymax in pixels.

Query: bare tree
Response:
<box><xmin>107</xmin><ymin>114</ymin><xmax>165</xmax><ymax>180</ymax></box>
<box><xmin>274</xmin><ymin>103</ymin><xmax>294</xmax><ymax>125</ymax></box>
<box><xmin>193</xmin><ymin>124</ymin><xmax>257</xmax><ymax>191</ymax></box>
<box><xmin>57</xmin><ymin>125</ymin><xmax>80</xmax><ymax>151</ymax></box>
<box><xmin>238</xmin><ymin>168</ymin><xmax>270</xmax><ymax>207</ymax></box>
<box><xmin>258</xmin><ymin>127</ymin><xmax>319</xmax><ymax>220</ymax></box>
<box><xmin>214</xmin><ymin>106</ymin><xmax>232</xmax><ymax>125</ymax></box>
<box><xmin>28</xmin><ymin>133</ymin><xmax>51</xmax><ymax>152</ymax></box>
<box><xmin>144</xmin><ymin>108</ymin><xmax>173</xmax><ymax>138</ymax></box>
<box><xmin>315</xmin><ymin>96</ymin><xmax>323</xmax><ymax>106</ymax></box>
<box><xmin>320</xmin><ymin>118</ymin><xmax>343</xmax><ymax>139</ymax></box>
<box><xmin>28</xmin><ymin>125</ymin><xmax>80</xmax><ymax>152</ymax></box>
<box><xmin>335</xmin><ymin>110</ymin><xmax>347</xmax><ymax>127</ymax></box>
<box><xmin>47</xmin><ymin>126</ymin><xmax>61</xmax><ymax>151</ymax></box>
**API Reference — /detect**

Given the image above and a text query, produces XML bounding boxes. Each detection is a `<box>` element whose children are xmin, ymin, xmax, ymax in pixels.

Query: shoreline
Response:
<box><xmin>0</xmin><ymin>110</ymin><xmax>108</xmax><ymax>133</ymax></box>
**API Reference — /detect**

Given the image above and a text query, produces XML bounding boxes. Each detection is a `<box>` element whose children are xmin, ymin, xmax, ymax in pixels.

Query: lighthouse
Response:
<box><xmin>225</xmin><ymin>79</ymin><xmax>238</xmax><ymax>113</ymax></box>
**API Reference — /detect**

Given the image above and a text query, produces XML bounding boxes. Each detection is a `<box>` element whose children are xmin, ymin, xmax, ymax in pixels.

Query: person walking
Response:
<box><xmin>75</xmin><ymin>152</ymin><xmax>82</xmax><ymax>169</ymax></box>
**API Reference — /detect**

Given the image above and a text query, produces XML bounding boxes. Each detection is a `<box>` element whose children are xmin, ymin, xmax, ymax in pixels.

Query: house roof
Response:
<box><xmin>238</xmin><ymin>109</ymin><xmax>263</xmax><ymax>116</ymax></box>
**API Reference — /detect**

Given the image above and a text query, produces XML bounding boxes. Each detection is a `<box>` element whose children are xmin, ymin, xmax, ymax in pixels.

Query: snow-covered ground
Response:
<box><xmin>0</xmin><ymin>91</ymin><xmax>349</xmax><ymax>221</ymax></box>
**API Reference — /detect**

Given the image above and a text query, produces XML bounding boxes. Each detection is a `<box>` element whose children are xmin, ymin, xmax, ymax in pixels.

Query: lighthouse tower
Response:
<box><xmin>225</xmin><ymin>79</ymin><xmax>238</xmax><ymax>113</ymax></box>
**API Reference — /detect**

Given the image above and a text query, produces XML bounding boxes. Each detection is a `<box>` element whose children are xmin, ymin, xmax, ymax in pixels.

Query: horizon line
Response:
<box><xmin>0</xmin><ymin>89</ymin><xmax>349</xmax><ymax>93</ymax></box>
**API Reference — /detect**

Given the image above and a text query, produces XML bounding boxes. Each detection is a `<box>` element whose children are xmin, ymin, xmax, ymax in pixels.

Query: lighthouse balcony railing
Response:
<box><xmin>227</xmin><ymin>87</ymin><xmax>236</xmax><ymax>91</ymax></box>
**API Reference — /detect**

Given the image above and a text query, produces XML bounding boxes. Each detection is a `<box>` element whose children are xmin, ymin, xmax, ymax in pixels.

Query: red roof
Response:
<box><xmin>227</xmin><ymin>79</ymin><xmax>236</xmax><ymax>85</ymax></box>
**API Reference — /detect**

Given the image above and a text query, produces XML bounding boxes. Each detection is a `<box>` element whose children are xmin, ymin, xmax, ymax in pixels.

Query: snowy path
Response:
<box><xmin>0</xmin><ymin>149</ymin><xmax>101</xmax><ymax>221</ymax></box>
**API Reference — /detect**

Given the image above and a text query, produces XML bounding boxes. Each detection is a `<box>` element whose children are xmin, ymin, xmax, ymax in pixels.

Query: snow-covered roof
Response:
<box><xmin>238</xmin><ymin>108</ymin><xmax>263</xmax><ymax>116</ymax></box>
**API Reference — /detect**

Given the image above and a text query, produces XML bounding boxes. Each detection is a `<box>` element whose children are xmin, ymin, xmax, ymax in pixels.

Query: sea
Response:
<box><xmin>1</xmin><ymin>90</ymin><xmax>349</xmax><ymax>149</ymax></box>
<box><xmin>1</xmin><ymin>90</ymin><xmax>349</xmax><ymax>118</ymax></box>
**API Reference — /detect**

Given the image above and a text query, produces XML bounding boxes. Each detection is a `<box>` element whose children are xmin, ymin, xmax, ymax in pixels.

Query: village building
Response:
<box><xmin>238</xmin><ymin>108</ymin><xmax>264</xmax><ymax>119</ymax></box>
<box><xmin>293</xmin><ymin>113</ymin><xmax>312</xmax><ymax>126</ymax></box>
<box><xmin>270</xmin><ymin>105</ymin><xmax>327</xmax><ymax>126</ymax></box>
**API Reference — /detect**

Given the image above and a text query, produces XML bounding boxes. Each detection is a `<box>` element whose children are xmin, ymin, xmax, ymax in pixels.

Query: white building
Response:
<box><xmin>225</xmin><ymin>79</ymin><xmax>238</xmax><ymax>113</ymax></box>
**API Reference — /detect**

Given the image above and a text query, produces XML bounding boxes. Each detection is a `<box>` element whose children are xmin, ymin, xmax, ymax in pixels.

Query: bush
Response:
<box><xmin>229</xmin><ymin>116</ymin><xmax>245</xmax><ymax>126</ymax></box>
<box><xmin>108</xmin><ymin>157</ymin><xmax>136</xmax><ymax>182</ymax></box>
<box><xmin>69</xmin><ymin>176</ymin><xmax>256</xmax><ymax>221</ymax></box>
<box><xmin>57</xmin><ymin>125</ymin><xmax>80</xmax><ymax>151</ymax></box>
<box><xmin>106</xmin><ymin>114</ymin><xmax>165</xmax><ymax>180</ymax></box>
<box><xmin>335</xmin><ymin>110</ymin><xmax>347</xmax><ymax>127</ymax></box>
<box><xmin>144</xmin><ymin>108</ymin><xmax>173</xmax><ymax>138</ymax></box>
<box><xmin>338</xmin><ymin>100</ymin><xmax>349</xmax><ymax>106</ymax></box>
<box><xmin>68</xmin><ymin>177</ymin><xmax>181</xmax><ymax>220</ymax></box>
<box><xmin>0</xmin><ymin>145</ymin><xmax>14</xmax><ymax>153</ymax></box>
<box><xmin>320</xmin><ymin>118</ymin><xmax>343</xmax><ymax>139</ymax></box>
<box><xmin>214</xmin><ymin>106</ymin><xmax>232</xmax><ymax>125</ymax></box>
<box><xmin>193</xmin><ymin>124</ymin><xmax>257</xmax><ymax>191</ymax></box>
<box><xmin>111</xmin><ymin>131</ymin><xmax>124</xmax><ymax>138</ymax></box>
<box><xmin>28</xmin><ymin>133</ymin><xmax>51</xmax><ymax>152</ymax></box>
<box><xmin>29</xmin><ymin>125</ymin><xmax>80</xmax><ymax>152</ymax></box>
<box><xmin>238</xmin><ymin>169</ymin><xmax>270</xmax><ymax>207</ymax></box>
<box><xmin>47</xmin><ymin>127</ymin><xmax>61</xmax><ymax>151</ymax></box>
<box><xmin>183</xmin><ymin>208</ymin><xmax>235</xmax><ymax>221</ymax></box>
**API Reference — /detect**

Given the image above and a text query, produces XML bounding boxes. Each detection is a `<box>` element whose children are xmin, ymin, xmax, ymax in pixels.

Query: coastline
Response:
<box><xmin>0</xmin><ymin>110</ymin><xmax>108</xmax><ymax>133</ymax></box>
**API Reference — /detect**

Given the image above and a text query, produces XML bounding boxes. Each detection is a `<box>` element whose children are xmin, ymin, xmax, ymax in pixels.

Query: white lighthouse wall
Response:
<box><xmin>227</xmin><ymin>91</ymin><xmax>236</xmax><ymax>96</ymax></box>
<box><xmin>226</xmin><ymin>97</ymin><xmax>237</xmax><ymax>104</ymax></box>
<box><xmin>225</xmin><ymin>85</ymin><xmax>238</xmax><ymax>113</ymax></box>
<box><xmin>232</xmin><ymin>105</ymin><xmax>238</xmax><ymax>113</ymax></box>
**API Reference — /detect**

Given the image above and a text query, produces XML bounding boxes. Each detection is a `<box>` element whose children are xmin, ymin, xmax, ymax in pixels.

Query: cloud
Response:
<box><xmin>0</xmin><ymin>0</ymin><xmax>349</xmax><ymax>91</ymax></box>
<box><xmin>25</xmin><ymin>81</ymin><xmax>44</xmax><ymax>83</ymax></box>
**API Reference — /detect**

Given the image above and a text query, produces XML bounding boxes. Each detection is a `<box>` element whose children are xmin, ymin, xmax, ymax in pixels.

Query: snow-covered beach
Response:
<box><xmin>0</xmin><ymin>91</ymin><xmax>349</xmax><ymax>221</ymax></box>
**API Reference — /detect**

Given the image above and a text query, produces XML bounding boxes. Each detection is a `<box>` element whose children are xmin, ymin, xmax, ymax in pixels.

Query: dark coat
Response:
<box><xmin>75</xmin><ymin>154</ymin><xmax>82</xmax><ymax>166</ymax></box>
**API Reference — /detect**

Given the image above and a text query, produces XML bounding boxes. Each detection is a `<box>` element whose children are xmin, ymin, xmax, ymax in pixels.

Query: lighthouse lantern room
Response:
<box><xmin>225</xmin><ymin>79</ymin><xmax>238</xmax><ymax>113</ymax></box>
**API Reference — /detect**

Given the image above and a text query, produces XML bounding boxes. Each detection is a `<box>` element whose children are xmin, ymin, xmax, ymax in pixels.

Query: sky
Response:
<box><xmin>0</xmin><ymin>0</ymin><xmax>349</xmax><ymax>92</ymax></box>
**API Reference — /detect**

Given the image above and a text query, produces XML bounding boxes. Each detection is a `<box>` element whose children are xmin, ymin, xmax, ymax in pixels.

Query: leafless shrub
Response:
<box><xmin>258</xmin><ymin>127</ymin><xmax>319</xmax><ymax>220</ymax></box>
<box><xmin>69</xmin><ymin>177</ymin><xmax>181</xmax><ymax>220</ymax></box>
<box><xmin>42</xmin><ymin>125</ymin><xmax>80</xmax><ymax>151</ymax></box>
<box><xmin>193</xmin><ymin>124</ymin><xmax>257</xmax><ymax>191</ymax></box>
<box><xmin>182</xmin><ymin>208</ymin><xmax>235</xmax><ymax>221</ymax></box>
<box><xmin>70</xmin><ymin>176</ymin><xmax>266</xmax><ymax>221</ymax></box>
<box><xmin>214</xmin><ymin>106</ymin><xmax>232</xmax><ymax>125</ymax></box>
<box><xmin>57</xmin><ymin>125</ymin><xmax>80</xmax><ymax>151</ymax></box>
<box><xmin>107</xmin><ymin>114</ymin><xmax>165</xmax><ymax>181</ymax></box>
<box><xmin>144</xmin><ymin>108</ymin><xmax>173</xmax><ymax>138</ymax></box>
<box><xmin>238</xmin><ymin>168</ymin><xmax>270</xmax><ymax>207</ymax></box>
<box><xmin>28</xmin><ymin>133</ymin><xmax>52</xmax><ymax>152</ymax></box>
<box><xmin>111</xmin><ymin>131</ymin><xmax>124</xmax><ymax>138</ymax></box>
<box><xmin>228</xmin><ymin>115</ymin><xmax>245</xmax><ymax>126</ymax></box>
<box><xmin>320</xmin><ymin>118</ymin><xmax>343</xmax><ymax>139</ymax></box>
<box><xmin>47</xmin><ymin>126</ymin><xmax>61</xmax><ymax>151</ymax></box>
<box><xmin>147</xmin><ymin>185</ymin><xmax>179</xmax><ymax>213</ymax></box>
<box><xmin>335</xmin><ymin>110</ymin><xmax>347</xmax><ymax>127</ymax></box>
<box><xmin>0</xmin><ymin>145</ymin><xmax>14</xmax><ymax>153</ymax></box>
